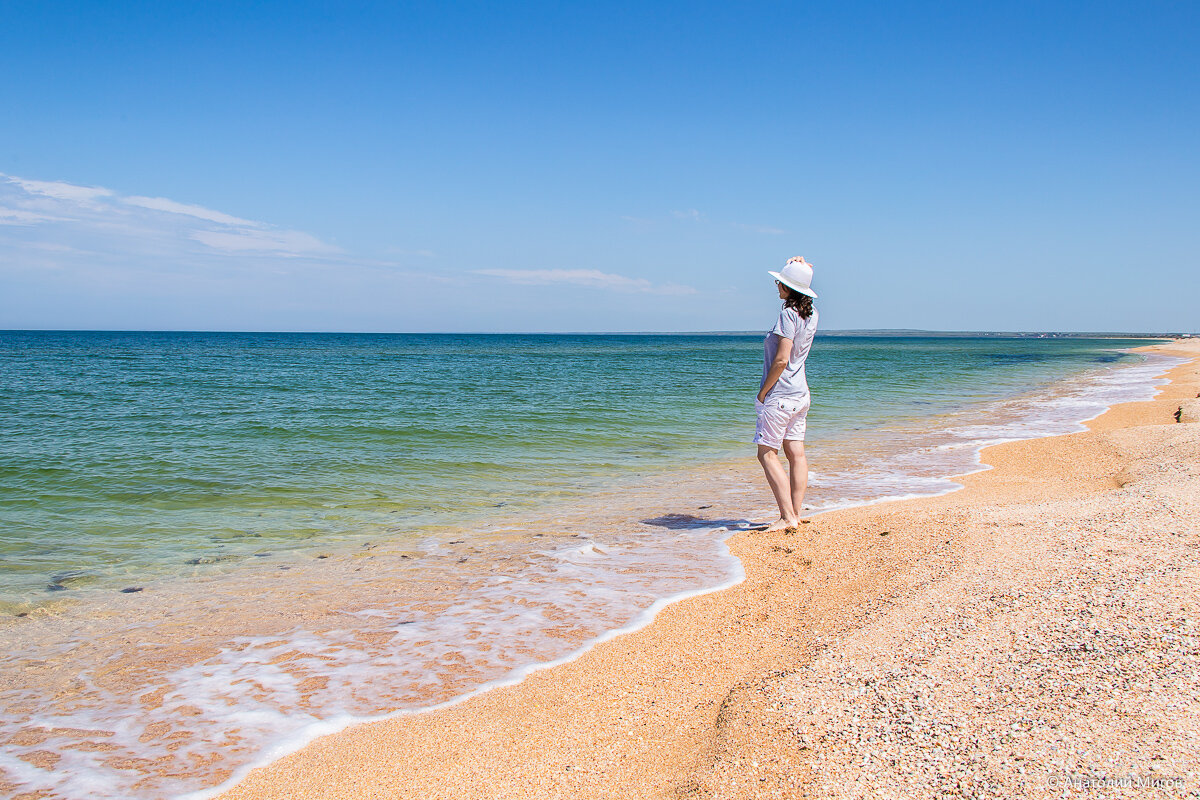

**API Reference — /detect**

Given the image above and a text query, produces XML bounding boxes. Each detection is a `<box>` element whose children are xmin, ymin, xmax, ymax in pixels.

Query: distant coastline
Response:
<box><xmin>815</xmin><ymin>330</ymin><xmax>1193</xmax><ymax>339</ymax></box>
<box><xmin>697</xmin><ymin>330</ymin><xmax>1190</xmax><ymax>339</ymax></box>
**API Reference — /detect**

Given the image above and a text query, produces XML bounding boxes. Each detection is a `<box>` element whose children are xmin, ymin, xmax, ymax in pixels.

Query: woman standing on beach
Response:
<box><xmin>756</xmin><ymin>256</ymin><xmax>819</xmax><ymax>532</ymax></box>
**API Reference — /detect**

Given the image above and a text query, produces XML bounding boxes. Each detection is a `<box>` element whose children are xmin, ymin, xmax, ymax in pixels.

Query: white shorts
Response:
<box><xmin>754</xmin><ymin>395</ymin><xmax>811</xmax><ymax>449</ymax></box>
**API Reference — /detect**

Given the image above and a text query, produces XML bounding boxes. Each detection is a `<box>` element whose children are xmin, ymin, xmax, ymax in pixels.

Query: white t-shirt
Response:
<box><xmin>762</xmin><ymin>306</ymin><xmax>818</xmax><ymax>399</ymax></box>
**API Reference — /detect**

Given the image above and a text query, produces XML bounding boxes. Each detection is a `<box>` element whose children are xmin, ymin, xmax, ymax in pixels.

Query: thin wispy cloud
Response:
<box><xmin>1</xmin><ymin>172</ymin><xmax>706</xmax><ymax>330</ymax></box>
<box><xmin>0</xmin><ymin>172</ymin><xmax>338</xmax><ymax>259</ymax></box>
<box><xmin>121</xmin><ymin>195</ymin><xmax>261</xmax><ymax>227</ymax></box>
<box><xmin>8</xmin><ymin>176</ymin><xmax>114</xmax><ymax>202</ymax></box>
<box><xmin>0</xmin><ymin>208</ymin><xmax>62</xmax><ymax>226</ymax></box>
<box><xmin>190</xmin><ymin>229</ymin><xmax>333</xmax><ymax>255</ymax></box>
<box><xmin>0</xmin><ymin>172</ymin><xmax>479</xmax><ymax>331</ymax></box>
<box><xmin>671</xmin><ymin>208</ymin><xmax>703</xmax><ymax>221</ymax></box>
<box><xmin>473</xmin><ymin>268</ymin><xmax>695</xmax><ymax>295</ymax></box>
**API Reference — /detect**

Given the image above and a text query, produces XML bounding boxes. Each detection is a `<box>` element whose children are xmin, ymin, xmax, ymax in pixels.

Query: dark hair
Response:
<box><xmin>783</xmin><ymin>287</ymin><xmax>813</xmax><ymax>319</ymax></box>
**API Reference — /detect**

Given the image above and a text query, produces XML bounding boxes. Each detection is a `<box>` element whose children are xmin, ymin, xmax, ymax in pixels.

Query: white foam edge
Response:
<box><xmin>862</xmin><ymin>352</ymin><xmax>1183</xmax><ymax>497</ymax></box>
<box><xmin>766</xmin><ymin>352</ymin><xmax>1186</xmax><ymax>521</ymax></box>
<box><xmin>178</xmin><ymin>348</ymin><xmax>1186</xmax><ymax>800</ymax></box>
<box><xmin>804</xmin><ymin>485</ymin><xmax>966</xmax><ymax>516</ymax></box>
<box><xmin>176</xmin><ymin>527</ymin><xmax>746</xmax><ymax>800</ymax></box>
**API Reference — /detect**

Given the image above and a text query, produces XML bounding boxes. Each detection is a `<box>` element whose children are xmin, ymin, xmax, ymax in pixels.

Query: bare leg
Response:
<box><xmin>782</xmin><ymin>439</ymin><xmax>808</xmax><ymax>519</ymax></box>
<box><xmin>757</xmin><ymin>444</ymin><xmax>799</xmax><ymax>531</ymax></box>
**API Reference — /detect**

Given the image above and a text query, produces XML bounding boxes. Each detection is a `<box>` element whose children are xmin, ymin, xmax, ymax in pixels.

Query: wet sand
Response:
<box><xmin>218</xmin><ymin>338</ymin><xmax>1200</xmax><ymax>800</ymax></box>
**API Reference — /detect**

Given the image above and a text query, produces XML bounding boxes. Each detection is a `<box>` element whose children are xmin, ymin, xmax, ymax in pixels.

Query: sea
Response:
<box><xmin>0</xmin><ymin>330</ymin><xmax>1183</xmax><ymax>799</ymax></box>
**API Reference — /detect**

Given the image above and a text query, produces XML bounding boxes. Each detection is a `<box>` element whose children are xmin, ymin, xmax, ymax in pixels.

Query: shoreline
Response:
<box><xmin>213</xmin><ymin>338</ymin><xmax>1200</xmax><ymax>800</ymax></box>
<box><xmin>1</xmin><ymin>335</ymin><xmax>1169</xmax><ymax>611</ymax></box>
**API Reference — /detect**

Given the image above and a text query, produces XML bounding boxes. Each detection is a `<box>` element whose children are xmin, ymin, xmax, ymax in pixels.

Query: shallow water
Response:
<box><xmin>0</xmin><ymin>331</ymin><xmax>1178</xmax><ymax>798</ymax></box>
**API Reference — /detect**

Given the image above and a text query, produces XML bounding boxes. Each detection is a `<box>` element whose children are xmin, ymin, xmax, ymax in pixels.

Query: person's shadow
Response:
<box><xmin>640</xmin><ymin>513</ymin><xmax>758</xmax><ymax>531</ymax></box>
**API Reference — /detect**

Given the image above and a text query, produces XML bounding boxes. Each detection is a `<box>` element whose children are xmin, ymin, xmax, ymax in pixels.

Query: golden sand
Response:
<box><xmin>218</xmin><ymin>339</ymin><xmax>1200</xmax><ymax>800</ymax></box>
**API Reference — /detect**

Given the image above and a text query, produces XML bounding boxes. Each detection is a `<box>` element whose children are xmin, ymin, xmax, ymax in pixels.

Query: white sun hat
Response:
<box><xmin>768</xmin><ymin>257</ymin><xmax>818</xmax><ymax>298</ymax></box>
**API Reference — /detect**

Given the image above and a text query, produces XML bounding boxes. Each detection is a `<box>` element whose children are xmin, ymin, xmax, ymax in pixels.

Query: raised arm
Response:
<box><xmin>758</xmin><ymin>335</ymin><xmax>794</xmax><ymax>403</ymax></box>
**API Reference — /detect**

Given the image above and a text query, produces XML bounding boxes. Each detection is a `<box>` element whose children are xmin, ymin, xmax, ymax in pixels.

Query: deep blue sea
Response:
<box><xmin>0</xmin><ymin>330</ymin><xmax>1181</xmax><ymax>799</ymax></box>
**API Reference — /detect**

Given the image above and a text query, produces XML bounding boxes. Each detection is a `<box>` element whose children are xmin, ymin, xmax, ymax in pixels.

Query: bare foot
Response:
<box><xmin>763</xmin><ymin>518</ymin><xmax>799</xmax><ymax>533</ymax></box>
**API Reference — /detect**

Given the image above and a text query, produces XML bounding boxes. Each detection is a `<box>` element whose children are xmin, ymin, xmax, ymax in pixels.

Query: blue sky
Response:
<box><xmin>1</xmin><ymin>0</ymin><xmax>1196</xmax><ymax>332</ymax></box>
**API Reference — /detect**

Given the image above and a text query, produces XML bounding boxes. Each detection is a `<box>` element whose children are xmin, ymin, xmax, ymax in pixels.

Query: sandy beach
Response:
<box><xmin>216</xmin><ymin>338</ymin><xmax>1200</xmax><ymax>800</ymax></box>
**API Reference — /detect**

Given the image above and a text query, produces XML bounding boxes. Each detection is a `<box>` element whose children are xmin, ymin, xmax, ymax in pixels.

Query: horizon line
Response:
<box><xmin>0</xmin><ymin>328</ymin><xmax>1192</xmax><ymax>338</ymax></box>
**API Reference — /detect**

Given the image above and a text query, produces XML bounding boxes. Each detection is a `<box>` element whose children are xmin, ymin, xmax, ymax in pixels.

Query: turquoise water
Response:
<box><xmin>0</xmin><ymin>331</ymin><xmax>1159</xmax><ymax>602</ymax></box>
